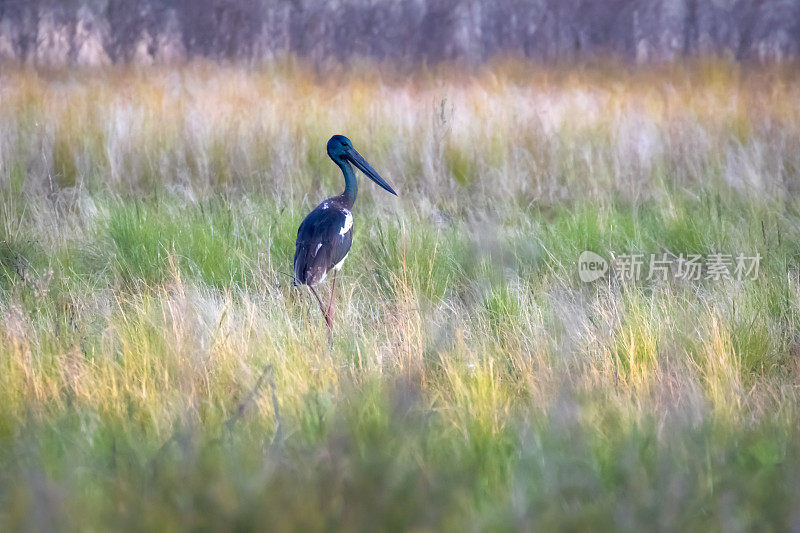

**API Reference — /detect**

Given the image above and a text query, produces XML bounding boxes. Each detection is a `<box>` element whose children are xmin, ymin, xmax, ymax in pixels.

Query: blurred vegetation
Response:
<box><xmin>1</xmin><ymin>61</ymin><xmax>800</xmax><ymax>529</ymax></box>
<box><xmin>1</xmin><ymin>0</ymin><xmax>799</xmax><ymax>66</ymax></box>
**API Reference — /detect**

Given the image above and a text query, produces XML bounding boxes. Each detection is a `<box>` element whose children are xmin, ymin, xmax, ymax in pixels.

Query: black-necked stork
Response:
<box><xmin>294</xmin><ymin>134</ymin><xmax>397</xmax><ymax>331</ymax></box>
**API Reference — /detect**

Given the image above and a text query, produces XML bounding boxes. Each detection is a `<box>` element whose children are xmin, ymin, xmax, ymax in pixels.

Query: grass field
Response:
<box><xmin>2</xmin><ymin>59</ymin><xmax>800</xmax><ymax>530</ymax></box>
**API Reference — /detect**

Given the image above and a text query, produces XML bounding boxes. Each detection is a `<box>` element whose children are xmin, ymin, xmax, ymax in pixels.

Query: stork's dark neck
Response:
<box><xmin>334</xmin><ymin>157</ymin><xmax>357</xmax><ymax>208</ymax></box>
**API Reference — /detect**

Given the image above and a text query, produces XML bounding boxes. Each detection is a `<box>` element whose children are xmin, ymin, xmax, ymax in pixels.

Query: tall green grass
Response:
<box><xmin>1</xmin><ymin>61</ymin><xmax>800</xmax><ymax>529</ymax></box>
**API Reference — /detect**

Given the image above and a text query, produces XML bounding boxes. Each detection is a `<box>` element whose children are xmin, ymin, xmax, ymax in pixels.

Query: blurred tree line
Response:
<box><xmin>0</xmin><ymin>0</ymin><xmax>798</xmax><ymax>66</ymax></box>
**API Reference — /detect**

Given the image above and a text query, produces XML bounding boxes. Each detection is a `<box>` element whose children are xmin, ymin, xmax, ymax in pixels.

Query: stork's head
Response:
<box><xmin>326</xmin><ymin>135</ymin><xmax>354</xmax><ymax>160</ymax></box>
<box><xmin>327</xmin><ymin>135</ymin><xmax>397</xmax><ymax>196</ymax></box>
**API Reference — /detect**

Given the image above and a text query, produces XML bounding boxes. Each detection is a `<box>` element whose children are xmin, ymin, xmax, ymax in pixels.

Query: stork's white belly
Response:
<box><xmin>316</xmin><ymin>253</ymin><xmax>348</xmax><ymax>284</ymax></box>
<box><xmin>333</xmin><ymin>253</ymin><xmax>348</xmax><ymax>271</ymax></box>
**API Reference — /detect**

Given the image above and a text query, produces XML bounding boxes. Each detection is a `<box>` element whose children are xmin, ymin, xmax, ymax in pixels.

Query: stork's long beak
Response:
<box><xmin>346</xmin><ymin>148</ymin><xmax>397</xmax><ymax>196</ymax></box>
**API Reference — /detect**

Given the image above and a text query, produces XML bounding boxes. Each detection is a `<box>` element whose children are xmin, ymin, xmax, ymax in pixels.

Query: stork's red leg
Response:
<box><xmin>326</xmin><ymin>270</ymin><xmax>338</xmax><ymax>328</ymax></box>
<box><xmin>308</xmin><ymin>285</ymin><xmax>332</xmax><ymax>329</ymax></box>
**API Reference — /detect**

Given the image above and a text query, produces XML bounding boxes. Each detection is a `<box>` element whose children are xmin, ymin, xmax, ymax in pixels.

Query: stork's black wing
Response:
<box><xmin>294</xmin><ymin>204</ymin><xmax>353</xmax><ymax>285</ymax></box>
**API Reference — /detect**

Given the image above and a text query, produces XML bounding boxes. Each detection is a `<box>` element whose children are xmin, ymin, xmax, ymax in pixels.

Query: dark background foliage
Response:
<box><xmin>0</xmin><ymin>0</ymin><xmax>798</xmax><ymax>66</ymax></box>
